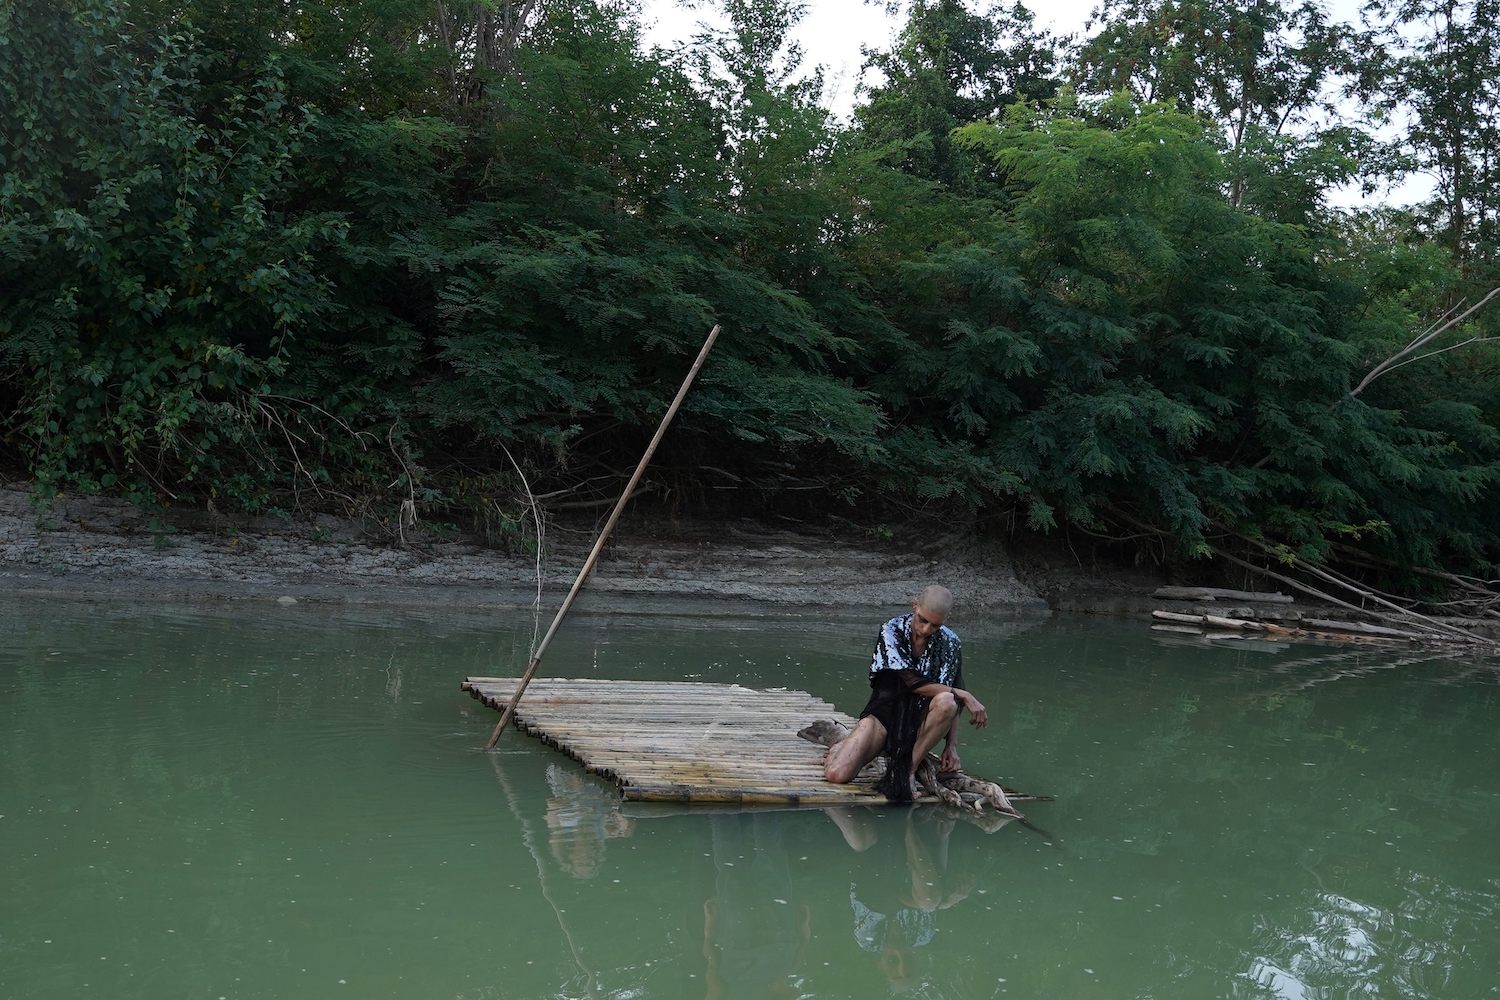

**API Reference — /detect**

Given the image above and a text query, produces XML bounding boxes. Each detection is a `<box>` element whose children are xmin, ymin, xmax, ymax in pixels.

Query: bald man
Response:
<box><xmin>823</xmin><ymin>585</ymin><xmax>988</xmax><ymax>801</ymax></box>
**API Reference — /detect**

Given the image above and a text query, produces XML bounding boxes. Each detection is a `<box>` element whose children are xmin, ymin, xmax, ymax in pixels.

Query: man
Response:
<box><xmin>823</xmin><ymin>585</ymin><xmax>989</xmax><ymax>802</ymax></box>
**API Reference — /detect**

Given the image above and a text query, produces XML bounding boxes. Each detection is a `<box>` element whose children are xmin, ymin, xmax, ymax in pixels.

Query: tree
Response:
<box><xmin>1075</xmin><ymin>0</ymin><xmax>1370</xmax><ymax>210</ymax></box>
<box><xmin>0</xmin><ymin>0</ymin><xmax>346</xmax><ymax>504</ymax></box>
<box><xmin>948</xmin><ymin>95</ymin><xmax>1500</xmax><ymax>575</ymax></box>
<box><xmin>418</xmin><ymin>0</ymin><xmax>888</xmax><ymax>502</ymax></box>
<box><xmin>855</xmin><ymin>0</ymin><xmax>1061</xmax><ymax>191</ymax></box>
<box><xmin>1365</xmin><ymin>0</ymin><xmax>1500</xmax><ymax>282</ymax></box>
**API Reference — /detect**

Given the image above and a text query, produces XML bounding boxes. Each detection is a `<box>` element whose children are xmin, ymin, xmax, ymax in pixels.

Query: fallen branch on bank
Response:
<box><xmin>1149</xmin><ymin>608</ymin><xmax>1476</xmax><ymax>646</ymax></box>
<box><xmin>1105</xmin><ymin>506</ymin><xmax>1500</xmax><ymax>651</ymax></box>
<box><xmin>1347</xmin><ymin>287</ymin><xmax>1500</xmax><ymax>401</ymax></box>
<box><xmin>1216</xmin><ymin>540</ymin><xmax>1498</xmax><ymax>649</ymax></box>
<box><xmin>1153</xmin><ymin>586</ymin><xmax>1293</xmax><ymax>603</ymax></box>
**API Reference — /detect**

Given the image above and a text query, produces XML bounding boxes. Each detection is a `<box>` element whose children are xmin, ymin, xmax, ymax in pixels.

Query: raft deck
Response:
<box><xmin>464</xmin><ymin>677</ymin><xmax>893</xmax><ymax>805</ymax></box>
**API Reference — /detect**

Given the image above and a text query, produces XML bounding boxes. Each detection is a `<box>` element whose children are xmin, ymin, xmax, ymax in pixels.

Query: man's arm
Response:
<box><xmin>907</xmin><ymin>681</ymin><xmax>987</xmax><ymax>726</ymax></box>
<box><xmin>903</xmin><ymin>678</ymin><xmax>986</xmax><ymax>773</ymax></box>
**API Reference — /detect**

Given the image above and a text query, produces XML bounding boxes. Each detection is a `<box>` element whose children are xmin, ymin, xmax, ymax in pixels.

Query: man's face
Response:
<box><xmin>911</xmin><ymin>602</ymin><xmax>945</xmax><ymax>641</ymax></box>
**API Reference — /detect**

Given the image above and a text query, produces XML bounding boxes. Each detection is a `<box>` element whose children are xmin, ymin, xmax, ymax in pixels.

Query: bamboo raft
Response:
<box><xmin>464</xmin><ymin>676</ymin><xmax>895</xmax><ymax>806</ymax></box>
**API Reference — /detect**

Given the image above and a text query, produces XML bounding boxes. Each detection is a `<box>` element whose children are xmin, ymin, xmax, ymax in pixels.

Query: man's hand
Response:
<box><xmin>939</xmin><ymin>745</ymin><xmax>961</xmax><ymax>774</ymax></box>
<box><xmin>961</xmin><ymin>692</ymin><xmax>988</xmax><ymax>727</ymax></box>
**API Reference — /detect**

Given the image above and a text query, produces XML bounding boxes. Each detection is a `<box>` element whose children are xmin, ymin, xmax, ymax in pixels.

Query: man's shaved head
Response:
<box><xmin>915</xmin><ymin>585</ymin><xmax>953</xmax><ymax>617</ymax></box>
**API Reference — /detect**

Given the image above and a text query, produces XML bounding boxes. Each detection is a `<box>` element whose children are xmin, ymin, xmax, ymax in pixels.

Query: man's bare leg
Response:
<box><xmin>824</xmin><ymin>716</ymin><xmax>887</xmax><ymax>784</ymax></box>
<box><xmin>908</xmin><ymin>692</ymin><xmax>958</xmax><ymax>796</ymax></box>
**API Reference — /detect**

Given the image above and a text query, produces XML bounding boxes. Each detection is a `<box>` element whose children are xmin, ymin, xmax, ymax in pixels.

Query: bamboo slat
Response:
<box><xmin>465</xmin><ymin>676</ymin><xmax>889</xmax><ymax>805</ymax></box>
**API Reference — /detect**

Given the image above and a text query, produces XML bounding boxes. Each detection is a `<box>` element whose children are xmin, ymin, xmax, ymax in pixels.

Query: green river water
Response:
<box><xmin>2</xmin><ymin>598</ymin><xmax>1498</xmax><ymax>999</ymax></box>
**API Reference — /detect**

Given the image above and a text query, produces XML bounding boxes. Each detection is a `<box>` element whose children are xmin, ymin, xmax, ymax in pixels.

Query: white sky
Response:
<box><xmin>639</xmin><ymin>0</ymin><xmax>1100</xmax><ymax>117</ymax></box>
<box><xmin>637</xmin><ymin>0</ymin><xmax>1427</xmax><ymax>207</ymax></box>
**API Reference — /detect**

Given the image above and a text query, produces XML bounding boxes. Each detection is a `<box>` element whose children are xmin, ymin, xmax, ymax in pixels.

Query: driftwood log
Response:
<box><xmin>1154</xmin><ymin>586</ymin><xmax>1294</xmax><ymax>603</ymax></box>
<box><xmin>796</xmin><ymin>720</ymin><xmax>1045</xmax><ymax>818</ymax></box>
<box><xmin>1150</xmin><ymin>608</ymin><xmax>1441</xmax><ymax>645</ymax></box>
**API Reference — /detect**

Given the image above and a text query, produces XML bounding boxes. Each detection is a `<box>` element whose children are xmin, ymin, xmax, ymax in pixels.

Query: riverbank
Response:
<box><xmin>3</xmin><ymin>485</ymin><xmax>1149</xmax><ymax>616</ymax></box>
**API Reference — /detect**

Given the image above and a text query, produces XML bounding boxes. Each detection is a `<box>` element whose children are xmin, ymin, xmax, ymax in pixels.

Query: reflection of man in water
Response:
<box><xmin>543</xmin><ymin>764</ymin><xmax>634</xmax><ymax>879</ymax></box>
<box><xmin>831</xmin><ymin>809</ymin><xmax>978</xmax><ymax>994</ymax></box>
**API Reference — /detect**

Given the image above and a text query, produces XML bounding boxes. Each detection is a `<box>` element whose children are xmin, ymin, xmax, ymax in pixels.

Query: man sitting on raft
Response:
<box><xmin>823</xmin><ymin>585</ymin><xmax>989</xmax><ymax>802</ymax></box>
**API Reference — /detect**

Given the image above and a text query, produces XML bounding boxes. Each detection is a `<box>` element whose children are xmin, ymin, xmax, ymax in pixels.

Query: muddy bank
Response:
<box><xmin>0</xmin><ymin>486</ymin><xmax>1073</xmax><ymax>616</ymax></box>
<box><xmin>11</xmin><ymin>484</ymin><xmax>1492</xmax><ymax>658</ymax></box>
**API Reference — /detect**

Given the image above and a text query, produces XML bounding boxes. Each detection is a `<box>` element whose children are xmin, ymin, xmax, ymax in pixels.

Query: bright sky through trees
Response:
<box><xmin>640</xmin><ymin>0</ymin><xmax>1097</xmax><ymax>115</ymax></box>
<box><xmin>638</xmin><ymin>0</ymin><xmax>1419</xmax><ymax>206</ymax></box>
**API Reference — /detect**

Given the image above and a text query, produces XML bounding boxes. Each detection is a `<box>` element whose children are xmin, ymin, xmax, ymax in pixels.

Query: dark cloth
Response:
<box><xmin>860</xmin><ymin>675</ymin><xmax>930</xmax><ymax>802</ymax></box>
<box><xmin>859</xmin><ymin>672</ymin><xmax>917</xmax><ymax>737</ymax></box>
<box><xmin>860</xmin><ymin>614</ymin><xmax>964</xmax><ymax>803</ymax></box>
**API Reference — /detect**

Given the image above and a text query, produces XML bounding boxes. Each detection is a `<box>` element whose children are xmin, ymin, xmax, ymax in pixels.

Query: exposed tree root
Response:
<box><xmin>796</xmin><ymin>720</ymin><xmax>1040</xmax><ymax>818</ymax></box>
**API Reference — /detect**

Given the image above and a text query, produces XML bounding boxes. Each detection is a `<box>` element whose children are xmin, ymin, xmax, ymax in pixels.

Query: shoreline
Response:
<box><xmin>9</xmin><ymin>485</ymin><xmax>1495</xmax><ymax>650</ymax></box>
<box><xmin>1</xmin><ymin>486</ymin><xmax>1107</xmax><ymax>618</ymax></box>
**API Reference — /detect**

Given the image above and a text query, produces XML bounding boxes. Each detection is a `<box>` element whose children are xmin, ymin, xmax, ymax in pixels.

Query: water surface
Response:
<box><xmin>2</xmin><ymin>599</ymin><xmax>1497</xmax><ymax>998</ymax></box>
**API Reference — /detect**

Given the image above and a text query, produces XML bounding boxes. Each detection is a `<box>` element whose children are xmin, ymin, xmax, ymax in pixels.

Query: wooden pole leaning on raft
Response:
<box><xmin>484</xmin><ymin>323</ymin><xmax>723</xmax><ymax>750</ymax></box>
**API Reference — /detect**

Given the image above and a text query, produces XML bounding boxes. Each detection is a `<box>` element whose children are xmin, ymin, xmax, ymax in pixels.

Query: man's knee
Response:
<box><xmin>825</xmin><ymin>744</ymin><xmax>865</xmax><ymax>783</ymax></box>
<box><xmin>930</xmin><ymin>691</ymin><xmax>958</xmax><ymax>722</ymax></box>
<box><xmin>824</xmin><ymin>718</ymin><xmax>882</xmax><ymax>784</ymax></box>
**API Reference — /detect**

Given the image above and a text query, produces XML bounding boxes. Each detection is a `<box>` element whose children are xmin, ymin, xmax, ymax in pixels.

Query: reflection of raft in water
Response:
<box><xmin>464</xmin><ymin>676</ymin><xmax>1045</xmax><ymax>812</ymax></box>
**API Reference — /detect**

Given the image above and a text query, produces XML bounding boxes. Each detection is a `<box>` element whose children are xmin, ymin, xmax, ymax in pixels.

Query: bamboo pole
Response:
<box><xmin>484</xmin><ymin>324</ymin><xmax>722</xmax><ymax>750</ymax></box>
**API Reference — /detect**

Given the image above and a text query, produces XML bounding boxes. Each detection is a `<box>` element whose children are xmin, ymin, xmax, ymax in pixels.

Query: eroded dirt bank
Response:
<box><xmin>0</xmin><ymin>487</ymin><xmax>1070</xmax><ymax>615</ymax></box>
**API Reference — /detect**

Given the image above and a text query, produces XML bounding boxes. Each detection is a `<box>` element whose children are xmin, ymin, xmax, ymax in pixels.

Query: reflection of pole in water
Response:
<box><xmin>489</xmin><ymin>754</ymin><xmax>597</xmax><ymax>996</ymax></box>
<box><xmin>702</xmin><ymin>813</ymin><xmax>812</xmax><ymax>1000</ymax></box>
<box><xmin>384</xmin><ymin>653</ymin><xmax>402</xmax><ymax>704</ymax></box>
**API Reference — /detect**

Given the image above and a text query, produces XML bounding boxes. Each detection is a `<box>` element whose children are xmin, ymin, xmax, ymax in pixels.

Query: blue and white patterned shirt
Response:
<box><xmin>869</xmin><ymin>614</ymin><xmax>964</xmax><ymax>690</ymax></box>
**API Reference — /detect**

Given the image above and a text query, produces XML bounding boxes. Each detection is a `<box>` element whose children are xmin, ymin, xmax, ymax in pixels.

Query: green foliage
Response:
<box><xmin>855</xmin><ymin>0</ymin><xmax>1061</xmax><ymax>191</ymax></box>
<box><xmin>2</xmin><ymin>0</ymin><xmax>1498</xmax><ymax>588</ymax></box>
<box><xmin>0</xmin><ymin>0</ymin><xmax>346</xmax><ymax>503</ymax></box>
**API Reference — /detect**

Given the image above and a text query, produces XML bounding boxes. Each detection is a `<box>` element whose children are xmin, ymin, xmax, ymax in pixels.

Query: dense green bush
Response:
<box><xmin>2</xmin><ymin>0</ymin><xmax>1496</xmax><ymax>585</ymax></box>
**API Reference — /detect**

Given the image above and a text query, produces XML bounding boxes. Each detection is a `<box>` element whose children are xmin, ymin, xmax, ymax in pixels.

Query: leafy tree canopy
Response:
<box><xmin>2</xmin><ymin>0</ymin><xmax>1498</xmax><ymax>592</ymax></box>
